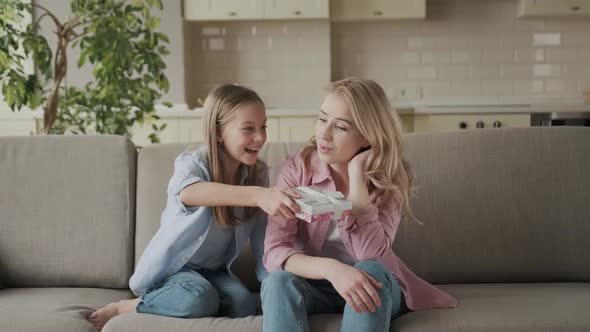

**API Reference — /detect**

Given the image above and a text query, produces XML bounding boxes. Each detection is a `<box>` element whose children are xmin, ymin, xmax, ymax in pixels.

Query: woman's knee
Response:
<box><xmin>355</xmin><ymin>261</ymin><xmax>397</xmax><ymax>287</ymax></box>
<box><xmin>355</xmin><ymin>260</ymin><xmax>403</xmax><ymax>310</ymax></box>
<box><xmin>262</xmin><ymin>270</ymin><xmax>299</xmax><ymax>288</ymax></box>
<box><xmin>261</xmin><ymin>270</ymin><xmax>303</xmax><ymax>299</ymax></box>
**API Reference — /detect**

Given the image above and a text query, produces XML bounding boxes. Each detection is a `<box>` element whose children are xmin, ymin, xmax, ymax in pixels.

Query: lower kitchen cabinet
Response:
<box><xmin>278</xmin><ymin>116</ymin><xmax>316</xmax><ymax>142</ymax></box>
<box><xmin>1</xmin><ymin>111</ymin><xmax>532</xmax><ymax>145</ymax></box>
<box><xmin>413</xmin><ymin>113</ymin><xmax>530</xmax><ymax>132</ymax></box>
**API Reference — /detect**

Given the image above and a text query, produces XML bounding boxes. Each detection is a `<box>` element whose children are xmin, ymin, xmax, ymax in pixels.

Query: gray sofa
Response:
<box><xmin>1</xmin><ymin>127</ymin><xmax>589</xmax><ymax>332</ymax></box>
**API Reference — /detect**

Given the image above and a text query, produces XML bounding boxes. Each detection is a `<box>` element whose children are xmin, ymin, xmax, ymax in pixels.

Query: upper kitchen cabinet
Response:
<box><xmin>517</xmin><ymin>0</ymin><xmax>590</xmax><ymax>18</ymax></box>
<box><xmin>330</xmin><ymin>0</ymin><xmax>426</xmax><ymax>22</ymax></box>
<box><xmin>183</xmin><ymin>0</ymin><xmax>328</xmax><ymax>21</ymax></box>
<box><xmin>264</xmin><ymin>0</ymin><xmax>329</xmax><ymax>20</ymax></box>
<box><xmin>183</xmin><ymin>0</ymin><xmax>265</xmax><ymax>21</ymax></box>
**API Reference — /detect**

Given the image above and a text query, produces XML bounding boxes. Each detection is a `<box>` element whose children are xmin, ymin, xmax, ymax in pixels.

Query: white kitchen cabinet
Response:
<box><xmin>131</xmin><ymin>118</ymin><xmax>187</xmax><ymax>146</ymax></box>
<box><xmin>183</xmin><ymin>0</ymin><xmax>328</xmax><ymax>21</ymax></box>
<box><xmin>279</xmin><ymin>116</ymin><xmax>316</xmax><ymax>142</ymax></box>
<box><xmin>131</xmin><ymin>117</ymin><xmax>282</xmax><ymax>146</ymax></box>
<box><xmin>330</xmin><ymin>0</ymin><xmax>426</xmax><ymax>21</ymax></box>
<box><xmin>518</xmin><ymin>0</ymin><xmax>590</xmax><ymax>18</ymax></box>
<box><xmin>126</xmin><ymin>112</ymin><xmax>532</xmax><ymax>145</ymax></box>
<box><xmin>177</xmin><ymin>118</ymin><xmax>203</xmax><ymax>143</ymax></box>
<box><xmin>183</xmin><ymin>0</ymin><xmax>265</xmax><ymax>21</ymax></box>
<box><xmin>0</xmin><ymin>103</ymin><xmax>36</xmax><ymax>136</ymax></box>
<box><xmin>399</xmin><ymin>113</ymin><xmax>414</xmax><ymax>133</ymax></box>
<box><xmin>266</xmin><ymin>117</ymin><xmax>281</xmax><ymax>142</ymax></box>
<box><xmin>413</xmin><ymin>114</ymin><xmax>530</xmax><ymax>133</ymax></box>
<box><xmin>130</xmin><ymin>124</ymin><xmax>152</xmax><ymax>146</ymax></box>
<box><xmin>264</xmin><ymin>0</ymin><xmax>329</xmax><ymax>19</ymax></box>
<box><xmin>0</xmin><ymin>118</ymin><xmax>36</xmax><ymax>136</ymax></box>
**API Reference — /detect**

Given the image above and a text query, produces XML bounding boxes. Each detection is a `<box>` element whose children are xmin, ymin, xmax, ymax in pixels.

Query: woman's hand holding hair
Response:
<box><xmin>348</xmin><ymin>148</ymin><xmax>372</xmax><ymax>174</ymax></box>
<box><xmin>347</xmin><ymin>148</ymin><xmax>372</xmax><ymax>214</ymax></box>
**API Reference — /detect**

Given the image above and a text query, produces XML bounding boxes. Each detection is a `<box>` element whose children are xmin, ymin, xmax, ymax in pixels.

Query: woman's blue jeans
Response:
<box><xmin>261</xmin><ymin>260</ymin><xmax>407</xmax><ymax>332</ymax></box>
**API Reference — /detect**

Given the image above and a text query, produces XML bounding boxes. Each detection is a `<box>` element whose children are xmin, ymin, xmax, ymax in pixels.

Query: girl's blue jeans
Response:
<box><xmin>136</xmin><ymin>267</ymin><xmax>257</xmax><ymax>318</ymax></box>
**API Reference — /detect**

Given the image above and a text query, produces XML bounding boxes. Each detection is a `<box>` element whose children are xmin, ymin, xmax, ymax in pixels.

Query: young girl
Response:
<box><xmin>262</xmin><ymin>78</ymin><xmax>457</xmax><ymax>332</ymax></box>
<box><xmin>88</xmin><ymin>84</ymin><xmax>301</xmax><ymax>330</ymax></box>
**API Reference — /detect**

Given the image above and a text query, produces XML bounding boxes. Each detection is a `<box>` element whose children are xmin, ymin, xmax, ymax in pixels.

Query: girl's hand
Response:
<box><xmin>326</xmin><ymin>261</ymin><xmax>383</xmax><ymax>313</ymax></box>
<box><xmin>348</xmin><ymin>148</ymin><xmax>372</xmax><ymax>173</ymax></box>
<box><xmin>257</xmin><ymin>187</ymin><xmax>301</xmax><ymax>219</ymax></box>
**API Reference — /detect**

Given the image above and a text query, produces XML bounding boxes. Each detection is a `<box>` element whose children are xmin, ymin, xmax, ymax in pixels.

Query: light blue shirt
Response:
<box><xmin>185</xmin><ymin>206</ymin><xmax>240</xmax><ymax>271</ymax></box>
<box><xmin>129</xmin><ymin>147</ymin><xmax>269</xmax><ymax>296</ymax></box>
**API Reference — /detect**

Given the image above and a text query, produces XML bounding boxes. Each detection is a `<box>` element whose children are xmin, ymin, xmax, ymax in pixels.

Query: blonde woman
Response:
<box><xmin>262</xmin><ymin>78</ymin><xmax>457</xmax><ymax>332</ymax></box>
<box><xmin>88</xmin><ymin>84</ymin><xmax>300</xmax><ymax>330</ymax></box>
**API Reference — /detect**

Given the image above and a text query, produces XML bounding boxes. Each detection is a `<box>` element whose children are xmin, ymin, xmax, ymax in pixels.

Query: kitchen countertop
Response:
<box><xmin>410</xmin><ymin>104</ymin><xmax>590</xmax><ymax>115</ymax></box>
<box><xmin>5</xmin><ymin>100</ymin><xmax>590</xmax><ymax>120</ymax></box>
<box><xmin>149</xmin><ymin>106</ymin><xmax>413</xmax><ymax>118</ymax></box>
<box><xmin>151</xmin><ymin>103</ymin><xmax>590</xmax><ymax>118</ymax></box>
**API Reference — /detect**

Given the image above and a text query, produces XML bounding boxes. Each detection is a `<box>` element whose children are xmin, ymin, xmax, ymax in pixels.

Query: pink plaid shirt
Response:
<box><xmin>263</xmin><ymin>150</ymin><xmax>457</xmax><ymax>311</ymax></box>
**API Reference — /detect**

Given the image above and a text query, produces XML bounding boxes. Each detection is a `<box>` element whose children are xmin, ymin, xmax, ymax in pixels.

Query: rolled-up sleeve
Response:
<box><xmin>338</xmin><ymin>191</ymin><xmax>402</xmax><ymax>262</ymax></box>
<box><xmin>168</xmin><ymin>152</ymin><xmax>210</xmax><ymax>213</ymax></box>
<box><xmin>262</xmin><ymin>158</ymin><xmax>304</xmax><ymax>272</ymax></box>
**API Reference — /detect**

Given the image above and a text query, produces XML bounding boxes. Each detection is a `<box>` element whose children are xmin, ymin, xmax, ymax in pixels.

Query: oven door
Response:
<box><xmin>532</xmin><ymin>112</ymin><xmax>590</xmax><ymax>127</ymax></box>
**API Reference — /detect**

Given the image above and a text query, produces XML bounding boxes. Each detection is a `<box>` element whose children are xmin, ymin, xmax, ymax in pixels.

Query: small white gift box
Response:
<box><xmin>292</xmin><ymin>186</ymin><xmax>352</xmax><ymax>223</ymax></box>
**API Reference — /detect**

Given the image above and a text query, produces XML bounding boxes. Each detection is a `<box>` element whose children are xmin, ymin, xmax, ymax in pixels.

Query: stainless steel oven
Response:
<box><xmin>531</xmin><ymin>112</ymin><xmax>590</xmax><ymax>127</ymax></box>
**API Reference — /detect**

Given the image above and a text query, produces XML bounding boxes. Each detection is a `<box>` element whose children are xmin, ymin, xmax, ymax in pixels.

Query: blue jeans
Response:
<box><xmin>136</xmin><ymin>267</ymin><xmax>257</xmax><ymax>318</ymax></box>
<box><xmin>261</xmin><ymin>260</ymin><xmax>407</xmax><ymax>332</ymax></box>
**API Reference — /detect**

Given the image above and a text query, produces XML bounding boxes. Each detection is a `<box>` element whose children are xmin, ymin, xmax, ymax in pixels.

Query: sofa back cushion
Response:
<box><xmin>135</xmin><ymin>127</ymin><xmax>590</xmax><ymax>287</ymax></box>
<box><xmin>397</xmin><ymin>127</ymin><xmax>590</xmax><ymax>283</ymax></box>
<box><xmin>0</xmin><ymin>136</ymin><xmax>136</xmax><ymax>288</ymax></box>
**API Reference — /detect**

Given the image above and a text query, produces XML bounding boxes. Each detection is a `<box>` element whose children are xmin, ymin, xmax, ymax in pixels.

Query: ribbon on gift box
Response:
<box><xmin>295</xmin><ymin>186</ymin><xmax>349</xmax><ymax>220</ymax></box>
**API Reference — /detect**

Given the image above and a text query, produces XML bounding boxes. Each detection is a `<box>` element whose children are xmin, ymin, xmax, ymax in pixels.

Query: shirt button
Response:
<box><xmin>182</xmin><ymin>256</ymin><xmax>188</xmax><ymax>261</ymax></box>
<box><xmin>198</xmin><ymin>235</ymin><xmax>204</xmax><ymax>241</ymax></box>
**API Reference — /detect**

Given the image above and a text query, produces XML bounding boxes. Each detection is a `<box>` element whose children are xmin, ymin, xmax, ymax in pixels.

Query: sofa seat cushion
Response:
<box><xmin>104</xmin><ymin>312</ymin><xmax>349</xmax><ymax>332</ymax></box>
<box><xmin>0</xmin><ymin>287</ymin><xmax>132</xmax><ymax>332</ymax></box>
<box><xmin>393</xmin><ymin>283</ymin><xmax>590</xmax><ymax>331</ymax></box>
<box><xmin>106</xmin><ymin>283</ymin><xmax>590</xmax><ymax>332</ymax></box>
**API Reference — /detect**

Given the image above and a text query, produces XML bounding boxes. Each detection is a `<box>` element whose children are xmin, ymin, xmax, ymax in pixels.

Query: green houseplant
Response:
<box><xmin>0</xmin><ymin>0</ymin><xmax>171</xmax><ymax>143</ymax></box>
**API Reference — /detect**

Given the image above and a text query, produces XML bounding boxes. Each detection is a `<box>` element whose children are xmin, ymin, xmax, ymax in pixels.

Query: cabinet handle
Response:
<box><xmin>476</xmin><ymin>121</ymin><xmax>484</xmax><ymax>129</ymax></box>
<box><xmin>373</xmin><ymin>10</ymin><xmax>383</xmax><ymax>16</ymax></box>
<box><xmin>228</xmin><ymin>11</ymin><xmax>237</xmax><ymax>16</ymax></box>
<box><xmin>459</xmin><ymin>121</ymin><xmax>468</xmax><ymax>129</ymax></box>
<box><xmin>293</xmin><ymin>10</ymin><xmax>301</xmax><ymax>15</ymax></box>
<box><xmin>571</xmin><ymin>6</ymin><xmax>581</xmax><ymax>11</ymax></box>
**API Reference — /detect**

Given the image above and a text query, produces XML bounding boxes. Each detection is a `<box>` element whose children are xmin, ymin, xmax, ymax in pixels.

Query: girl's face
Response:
<box><xmin>316</xmin><ymin>92</ymin><xmax>368</xmax><ymax>165</ymax></box>
<box><xmin>220</xmin><ymin>102</ymin><xmax>267</xmax><ymax>167</ymax></box>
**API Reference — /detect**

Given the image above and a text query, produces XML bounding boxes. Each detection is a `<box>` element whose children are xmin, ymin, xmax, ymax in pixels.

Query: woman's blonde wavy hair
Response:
<box><xmin>302</xmin><ymin>77</ymin><xmax>416</xmax><ymax>220</ymax></box>
<box><xmin>201</xmin><ymin>84</ymin><xmax>266</xmax><ymax>228</ymax></box>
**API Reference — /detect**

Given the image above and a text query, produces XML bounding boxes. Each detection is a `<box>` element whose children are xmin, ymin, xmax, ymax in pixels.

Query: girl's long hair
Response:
<box><xmin>202</xmin><ymin>84</ymin><xmax>266</xmax><ymax>228</ymax></box>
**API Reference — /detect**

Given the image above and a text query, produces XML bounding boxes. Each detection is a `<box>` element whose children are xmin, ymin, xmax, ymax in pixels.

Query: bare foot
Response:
<box><xmin>88</xmin><ymin>298</ymin><xmax>140</xmax><ymax>331</ymax></box>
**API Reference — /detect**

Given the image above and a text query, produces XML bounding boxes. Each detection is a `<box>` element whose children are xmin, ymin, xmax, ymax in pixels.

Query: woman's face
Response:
<box><xmin>315</xmin><ymin>92</ymin><xmax>368</xmax><ymax>165</ymax></box>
